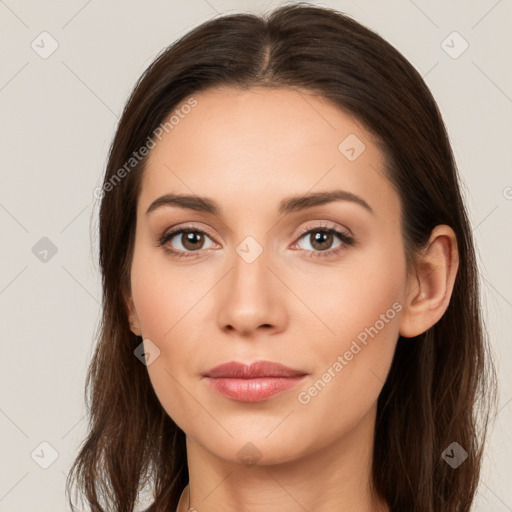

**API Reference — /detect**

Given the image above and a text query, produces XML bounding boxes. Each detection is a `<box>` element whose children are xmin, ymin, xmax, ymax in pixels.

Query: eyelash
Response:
<box><xmin>155</xmin><ymin>222</ymin><xmax>356</xmax><ymax>260</ymax></box>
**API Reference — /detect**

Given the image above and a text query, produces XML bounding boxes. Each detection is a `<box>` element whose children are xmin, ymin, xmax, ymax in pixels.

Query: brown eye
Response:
<box><xmin>308</xmin><ymin>230</ymin><xmax>335</xmax><ymax>251</ymax></box>
<box><xmin>292</xmin><ymin>224</ymin><xmax>355</xmax><ymax>259</ymax></box>
<box><xmin>296</xmin><ymin>228</ymin><xmax>343</xmax><ymax>252</ymax></box>
<box><xmin>180</xmin><ymin>231</ymin><xmax>205</xmax><ymax>251</ymax></box>
<box><xmin>158</xmin><ymin>227</ymin><xmax>217</xmax><ymax>257</ymax></box>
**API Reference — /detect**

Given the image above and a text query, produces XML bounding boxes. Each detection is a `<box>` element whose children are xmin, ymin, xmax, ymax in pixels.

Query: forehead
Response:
<box><xmin>139</xmin><ymin>86</ymin><xmax>397</xmax><ymax>222</ymax></box>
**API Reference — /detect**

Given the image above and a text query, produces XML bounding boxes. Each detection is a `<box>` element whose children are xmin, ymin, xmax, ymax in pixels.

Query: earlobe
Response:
<box><xmin>125</xmin><ymin>294</ymin><xmax>142</xmax><ymax>337</ymax></box>
<box><xmin>399</xmin><ymin>225</ymin><xmax>459</xmax><ymax>338</ymax></box>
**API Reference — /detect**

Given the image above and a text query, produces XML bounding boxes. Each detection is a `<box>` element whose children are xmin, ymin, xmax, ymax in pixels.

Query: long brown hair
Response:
<box><xmin>66</xmin><ymin>3</ymin><xmax>497</xmax><ymax>511</ymax></box>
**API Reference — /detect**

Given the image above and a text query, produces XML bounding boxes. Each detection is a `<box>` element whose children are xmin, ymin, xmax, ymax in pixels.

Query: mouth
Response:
<box><xmin>202</xmin><ymin>360</ymin><xmax>308</xmax><ymax>402</ymax></box>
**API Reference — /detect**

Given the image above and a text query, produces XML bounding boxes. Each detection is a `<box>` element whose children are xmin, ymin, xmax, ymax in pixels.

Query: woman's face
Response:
<box><xmin>127</xmin><ymin>86</ymin><xmax>410</xmax><ymax>465</ymax></box>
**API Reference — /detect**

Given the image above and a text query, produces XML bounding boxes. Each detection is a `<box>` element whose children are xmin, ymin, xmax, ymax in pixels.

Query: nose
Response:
<box><xmin>216</xmin><ymin>245</ymin><xmax>288</xmax><ymax>337</ymax></box>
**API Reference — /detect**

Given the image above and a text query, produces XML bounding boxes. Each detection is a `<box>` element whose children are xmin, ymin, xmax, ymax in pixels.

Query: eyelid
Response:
<box><xmin>160</xmin><ymin>223</ymin><xmax>219</xmax><ymax>243</ymax></box>
<box><xmin>294</xmin><ymin>220</ymin><xmax>352</xmax><ymax>239</ymax></box>
<box><xmin>160</xmin><ymin>220</ymin><xmax>351</xmax><ymax>240</ymax></box>
<box><xmin>157</xmin><ymin>220</ymin><xmax>356</xmax><ymax>259</ymax></box>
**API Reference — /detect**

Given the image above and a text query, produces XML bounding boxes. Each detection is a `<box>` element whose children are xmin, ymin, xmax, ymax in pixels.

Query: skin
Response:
<box><xmin>125</xmin><ymin>86</ymin><xmax>459</xmax><ymax>512</ymax></box>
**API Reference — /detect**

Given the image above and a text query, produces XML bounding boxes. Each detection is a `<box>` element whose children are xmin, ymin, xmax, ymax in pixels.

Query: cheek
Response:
<box><xmin>292</xmin><ymin>245</ymin><xmax>405</xmax><ymax>349</ymax></box>
<box><xmin>130</xmin><ymin>241</ymin><xmax>209</xmax><ymax>339</ymax></box>
<box><xmin>294</xmin><ymin>294</ymin><xmax>401</xmax><ymax>446</ymax></box>
<box><xmin>295</xmin><ymin>246</ymin><xmax>404</xmax><ymax>417</ymax></box>
<box><xmin>130</xmin><ymin>246</ymin><xmax>215</xmax><ymax>428</ymax></box>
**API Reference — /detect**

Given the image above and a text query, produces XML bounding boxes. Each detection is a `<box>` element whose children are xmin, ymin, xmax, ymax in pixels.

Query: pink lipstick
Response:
<box><xmin>202</xmin><ymin>360</ymin><xmax>307</xmax><ymax>402</ymax></box>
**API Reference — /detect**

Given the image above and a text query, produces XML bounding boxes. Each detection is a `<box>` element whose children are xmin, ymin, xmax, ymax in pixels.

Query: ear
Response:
<box><xmin>399</xmin><ymin>225</ymin><xmax>459</xmax><ymax>338</ymax></box>
<box><xmin>123</xmin><ymin>285</ymin><xmax>142</xmax><ymax>337</ymax></box>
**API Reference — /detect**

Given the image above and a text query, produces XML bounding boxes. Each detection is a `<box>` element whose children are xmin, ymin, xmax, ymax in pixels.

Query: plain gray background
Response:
<box><xmin>1</xmin><ymin>0</ymin><xmax>511</xmax><ymax>510</ymax></box>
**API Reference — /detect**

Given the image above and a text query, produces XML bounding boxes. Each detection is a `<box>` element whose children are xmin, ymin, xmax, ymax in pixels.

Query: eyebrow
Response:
<box><xmin>145</xmin><ymin>189</ymin><xmax>374</xmax><ymax>216</ymax></box>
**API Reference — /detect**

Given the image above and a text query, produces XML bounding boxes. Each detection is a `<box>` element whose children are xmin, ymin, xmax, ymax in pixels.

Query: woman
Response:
<box><xmin>66</xmin><ymin>3</ymin><xmax>497</xmax><ymax>511</ymax></box>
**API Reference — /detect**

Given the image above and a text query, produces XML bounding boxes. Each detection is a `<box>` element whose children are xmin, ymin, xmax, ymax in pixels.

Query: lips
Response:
<box><xmin>202</xmin><ymin>361</ymin><xmax>308</xmax><ymax>402</ymax></box>
<box><xmin>202</xmin><ymin>360</ymin><xmax>307</xmax><ymax>379</ymax></box>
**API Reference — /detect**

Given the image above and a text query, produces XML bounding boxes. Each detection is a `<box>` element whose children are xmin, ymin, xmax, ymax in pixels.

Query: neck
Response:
<box><xmin>177</xmin><ymin>404</ymin><xmax>389</xmax><ymax>512</ymax></box>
